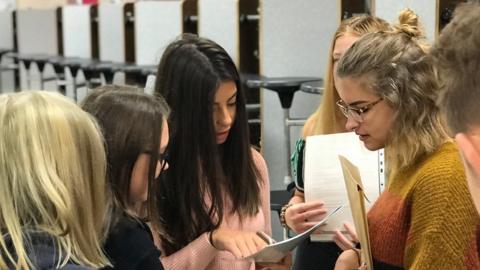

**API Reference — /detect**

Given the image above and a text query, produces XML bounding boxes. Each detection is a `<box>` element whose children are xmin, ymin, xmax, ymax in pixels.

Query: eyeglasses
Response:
<box><xmin>336</xmin><ymin>98</ymin><xmax>383</xmax><ymax>123</ymax></box>
<box><xmin>158</xmin><ymin>152</ymin><xmax>169</xmax><ymax>172</ymax></box>
<box><xmin>143</xmin><ymin>150</ymin><xmax>169</xmax><ymax>173</ymax></box>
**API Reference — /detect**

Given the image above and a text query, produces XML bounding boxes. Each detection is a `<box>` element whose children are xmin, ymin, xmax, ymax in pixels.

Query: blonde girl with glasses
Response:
<box><xmin>285</xmin><ymin>12</ymin><xmax>411</xmax><ymax>270</ymax></box>
<box><xmin>0</xmin><ymin>91</ymin><xmax>110</xmax><ymax>270</ymax></box>
<box><xmin>333</xmin><ymin>18</ymin><xmax>480</xmax><ymax>270</ymax></box>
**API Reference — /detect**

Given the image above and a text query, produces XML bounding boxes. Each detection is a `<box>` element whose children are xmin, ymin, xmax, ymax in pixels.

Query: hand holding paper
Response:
<box><xmin>284</xmin><ymin>200</ymin><xmax>327</xmax><ymax>233</ymax></box>
<box><xmin>303</xmin><ymin>132</ymin><xmax>384</xmax><ymax>241</ymax></box>
<box><xmin>333</xmin><ymin>222</ymin><xmax>358</xmax><ymax>251</ymax></box>
<box><xmin>210</xmin><ymin>228</ymin><xmax>268</xmax><ymax>259</ymax></box>
<box><xmin>247</xmin><ymin>204</ymin><xmax>345</xmax><ymax>263</ymax></box>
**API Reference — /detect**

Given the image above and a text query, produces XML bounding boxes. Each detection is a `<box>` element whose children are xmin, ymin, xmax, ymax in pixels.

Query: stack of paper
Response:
<box><xmin>303</xmin><ymin>132</ymin><xmax>384</xmax><ymax>241</ymax></box>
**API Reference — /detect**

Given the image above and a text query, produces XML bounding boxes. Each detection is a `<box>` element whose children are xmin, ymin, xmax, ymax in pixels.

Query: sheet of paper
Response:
<box><xmin>304</xmin><ymin>132</ymin><xmax>383</xmax><ymax>241</ymax></box>
<box><xmin>339</xmin><ymin>155</ymin><xmax>373</xmax><ymax>270</ymax></box>
<box><xmin>247</xmin><ymin>204</ymin><xmax>345</xmax><ymax>263</ymax></box>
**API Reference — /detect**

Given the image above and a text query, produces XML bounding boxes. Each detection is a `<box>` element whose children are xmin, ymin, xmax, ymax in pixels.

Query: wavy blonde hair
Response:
<box><xmin>0</xmin><ymin>91</ymin><xmax>111</xmax><ymax>269</ymax></box>
<box><xmin>336</xmin><ymin>19</ymin><xmax>448</xmax><ymax>173</ymax></box>
<box><xmin>303</xmin><ymin>10</ymin><xmax>423</xmax><ymax>137</ymax></box>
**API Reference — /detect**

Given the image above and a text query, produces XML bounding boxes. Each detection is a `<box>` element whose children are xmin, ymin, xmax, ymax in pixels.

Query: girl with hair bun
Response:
<box><xmin>333</xmin><ymin>14</ymin><xmax>480</xmax><ymax>270</ymax></box>
<box><xmin>287</xmin><ymin>9</ymin><xmax>422</xmax><ymax>270</ymax></box>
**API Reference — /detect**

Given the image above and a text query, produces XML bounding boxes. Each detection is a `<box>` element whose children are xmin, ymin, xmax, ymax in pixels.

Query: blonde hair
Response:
<box><xmin>303</xmin><ymin>10</ymin><xmax>422</xmax><ymax>136</ymax></box>
<box><xmin>0</xmin><ymin>91</ymin><xmax>111</xmax><ymax>269</ymax></box>
<box><xmin>336</xmin><ymin>20</ymin><xmax>448</xmax><ymax>173</ymax></box>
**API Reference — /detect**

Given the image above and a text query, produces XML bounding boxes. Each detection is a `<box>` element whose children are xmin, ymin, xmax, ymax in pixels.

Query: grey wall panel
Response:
<box><xmin>16</xmin><ymin>9</ymin><xmax>58</xmax><ymax>92</ymax></box>
<box><xmin>259</xmin><ymin>0</ymin><xmax>339</xmax><ymax>190</ymax></box>
<box><xmin>198</xmin><ymin>0</ymin><xmax>239</xmax><ymax>65</ymax></box>
<box><xmin>99</xmin><ymin>3</ymin><xmax>125</xmax><ymax>62</ymax></box>
<box><xmin>135</xmin><ymin>1</ymin><xmax>183</xmax><ymax>65</ymax></box>
<box><xmin>374</xmin><ymin>0</ymin><xmax>438</xmax><ymax>42</ymax></box>
<box><xmin>0</xmin><ymin>10</ymin><xmax>13</xmax><ymax>49</ymax></box>
<box><xmin>62</xmin><ymin>5</ymin><xmax>92</xmax><ymax>58</ymax></box>
<box><xmin>16</xmin><ymin>9</ymin><xmax>58</xmax><ymax>55</ymax></box>
<box><xmin>62</xmin><ymin>5</ymin><xmax>92</xmax><ymax>101</ymax></box>
<box><xmin>0</xmin><ymin>10</ymin><xmax>14</xmax><ymax>93</ymax></box>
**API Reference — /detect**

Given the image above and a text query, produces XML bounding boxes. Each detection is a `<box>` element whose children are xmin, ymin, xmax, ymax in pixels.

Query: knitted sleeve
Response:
<box><xmin>252</xmin><ymin>148</ymin><xmax>272</xmax><ymax>236</ymax></box>
<box><xmin>404</xmin><ymin>157</ymin><xmax>479</xmax><ymax>269</ymax></box>
<box><xmin>159</xmin><ymin>232</ymin><xmax>217</xmax><ymax>270</ymax></box>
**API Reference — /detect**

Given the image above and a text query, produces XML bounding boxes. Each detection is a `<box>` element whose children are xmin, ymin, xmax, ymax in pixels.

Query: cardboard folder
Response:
<box><xmin>338</xmin><ymin>155</ymin><xmax>374</xmax><ymax>270</ymax></box>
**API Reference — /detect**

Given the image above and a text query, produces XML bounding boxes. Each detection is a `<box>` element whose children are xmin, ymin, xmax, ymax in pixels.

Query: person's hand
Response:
<box><xmin>333</xmin><ymin>222</ymin><xmax>358</xmax><ymax>250</ymax></box>
<box><xmin>284</xmin><ymin>200</ymin><xmax>326</xmax><ymax>233</ymax></box>
<box><xmin>210</xmin><ymin>228</ymin><xmax>268</xmax><ymax>258</ymax></box>
<box><xmin>334</xmin><ymin>249</ymin><xmax>367</xmax><ymax>270</ymax></box>
<box><xmin>256</xmin><ymin>252</ymin><xmax>293</xmax><ymax>270</ymax></box>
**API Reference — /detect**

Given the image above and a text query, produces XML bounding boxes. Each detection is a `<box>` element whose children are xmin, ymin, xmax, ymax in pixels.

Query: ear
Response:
<box><xmin>455</xmin><ymin>133</ymin><xmax>480</xmax><ymax>178</ymax></box>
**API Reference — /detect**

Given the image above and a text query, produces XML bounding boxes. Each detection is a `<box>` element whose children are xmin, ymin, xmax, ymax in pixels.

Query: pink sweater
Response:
<box><xmin>159</xmin><ymin>149</ymin><xmax>271</xmax><ymax>270</ymax></box>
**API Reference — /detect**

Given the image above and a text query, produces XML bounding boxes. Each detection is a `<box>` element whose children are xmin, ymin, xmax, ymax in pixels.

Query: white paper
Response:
<box><xmin>247</xmin><ymin>204</ymin><xmax>344</xmax><ymax>263</ymax></box>
<box><xmin>304</xmin><ymin>132</ymin><xmax>384</xmax><ymax>241</ymax></box>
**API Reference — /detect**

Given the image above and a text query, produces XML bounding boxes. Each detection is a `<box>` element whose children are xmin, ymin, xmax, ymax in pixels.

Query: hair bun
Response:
<box><xmin>394</xmin><ymin>8</ymin><xmax>424</xmax><ymax>39</ymax></box>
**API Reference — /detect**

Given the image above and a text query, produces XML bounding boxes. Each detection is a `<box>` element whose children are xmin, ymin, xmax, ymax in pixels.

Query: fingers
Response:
<box><xmin>288</xmin><ymin>209</ymin><xmax>326</xmax><ymax>229</ymax></box>
<box><xmin>227</xmin><ymin>242</ymin><xmax>243</xmax><ymax>259</ymax></box>
<box><xmin>285</xmin><ymin>202</ymin><xmax>327</xmax><ymax>233</ymax></box>
<box><xmin>294</xmin><ymin>221</ymin><xmax>326</xmax><ymax>233</ymax></box>
<box><xmin>213</xmin><ymin>228</ymin><xmax>267</xmax><ymax>259</ymax></box>
<box><xmin>358</xmin><ymin>263</ymin><xmax>368</xmax><ymax>270</ymax></box>
<box><xmin>343</xmin><ymin>222</ymin><xmax>358</xmax><ymax>243</ymax></box>
<box><xmin>253</xmin><ymin>231</ymin><xmax>275</xmax><ymax>249</ymax></box>
<box><xmin>246</xmin><ymin>235</ymin><xmax>262</xmax><ymax>254</ymax></box>
<box><xmin>236</xmin><ymin>238</ymin><xmax>253</xmax><ymax>258</ymax></box>
<box><xmin>333</xmin><ymin>229</ymin><xmax>355</xmax><ymax>251</ymax></box>
<box><xmin>293</xmin><ymin>200</ymin><xmax>325</xmax><ymax>212</ymax></box>
<box><xmin>298</xmin><ymin>208</ymin><xmax>327</xmax><ymax>221</ymax></box>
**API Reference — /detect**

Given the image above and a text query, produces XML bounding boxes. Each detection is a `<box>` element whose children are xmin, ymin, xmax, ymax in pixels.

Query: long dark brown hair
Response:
<box><xmin>154</xmin><ymin>34</ymin><xmax>261</xmax><ymax>254</ymax></box>
<box><xmin>81</xmin><ymin>85</ymin><xmax>170</xmax><ymax>227</ymax></box>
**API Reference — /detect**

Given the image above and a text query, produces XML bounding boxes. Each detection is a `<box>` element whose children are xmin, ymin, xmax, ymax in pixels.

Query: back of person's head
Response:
<box><xmin>0</xmin><ymin>91</ymin><xmax>110</xmax><ymax>269</ymax></box>
<box><xmin>154</xmin><ymin>34</ymin><xmax>260</xmax><ymax>255</ymax></box>
<box><xmin>336</xmin><ymin>21</ymin><xmax>447</xmax><ymax>172</ymax></box>
<box><xmin>81</xmin><ymin>85</ymin><xmax>169</xmax><ymax>225</ymax></box>
<box><xmin>431</xmin><ymin>3</ymin><xmax>480</xmax><ymax>134</ymax></box>
<box><xmin>307</xmin><ymin>10</ymin><xmax>423</xmax><ymax>136</ymax></box>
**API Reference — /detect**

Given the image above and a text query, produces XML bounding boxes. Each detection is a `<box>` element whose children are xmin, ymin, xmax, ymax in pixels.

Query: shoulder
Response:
<box><xmin>104</xmin><ymin>216</ymin><xmax>160</xmax><ymax>267</ymax></box>
<box><xmin>250</xmin><ymin>147</ymin><xmax>269</xmax><ymax>184</ymax></box>
<box><xmin>416</xmin><ymin>142</ymin><xmax>465</xmax><ymax>185</ymax></box>
<box><xmin>106</xmin><ymin>216</ymin><xmax>155</xmax><ymax>247</ymax></box>
<box><xmin>15</xmin><ymin>233</ymin><xmax>95</xmax><ymax>270</ymax></box>
<box><xmin>251</xmin><ymin>147</ymin><xmax>267</xmax><ymax>170</ymax></box>
<box><xmin>412</xmin><ymin>142</ymin><xmax>469</xmax><ymax>201</ymax></box>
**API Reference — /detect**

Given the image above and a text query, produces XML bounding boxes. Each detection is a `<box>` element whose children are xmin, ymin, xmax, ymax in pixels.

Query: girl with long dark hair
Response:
<box><xmin>154</xmin><ymin>34</ymin><xmax>272</xmax><ymax>270</ymax></box>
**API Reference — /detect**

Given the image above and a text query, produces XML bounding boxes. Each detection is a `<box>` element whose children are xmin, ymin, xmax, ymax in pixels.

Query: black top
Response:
<box><xmin>102</xmin><ymin>216</ymin><xmax>164</xmax><ymax>270</ymax></box>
